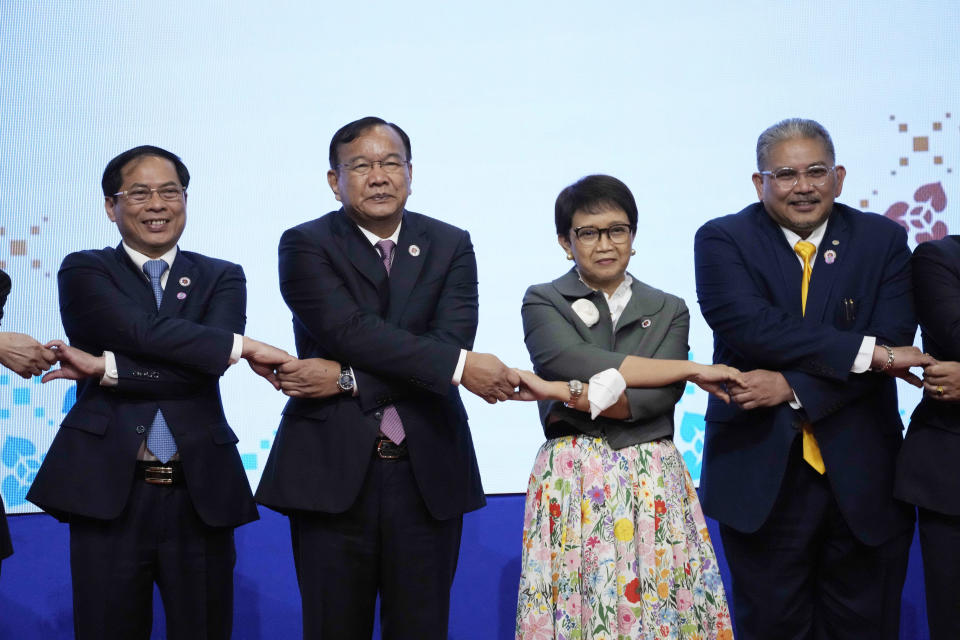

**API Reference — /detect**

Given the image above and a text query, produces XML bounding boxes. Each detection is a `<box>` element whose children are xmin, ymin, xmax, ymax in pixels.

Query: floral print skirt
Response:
<box><xmin>515</xmin><ymin>435</ymin><xmax>733</xmax><ymax>640</ymax></box>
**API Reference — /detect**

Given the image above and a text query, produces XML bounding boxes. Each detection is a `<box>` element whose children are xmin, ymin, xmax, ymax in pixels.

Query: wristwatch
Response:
<box><xmin>564</xmin><ymin>379</ymin><xmax>583</xmax><ymax>408</ymax></box>
<box><xmin>337</xmin><ymin>365</ymin><xmax>355</xmax><ymax>393</ymax></box>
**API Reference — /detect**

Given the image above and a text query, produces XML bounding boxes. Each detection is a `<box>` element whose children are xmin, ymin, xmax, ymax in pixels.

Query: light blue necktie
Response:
<box><xmin>143</xmin><ymin>259</ymin><xmax>176</xmax><ymax>463</ymax></box>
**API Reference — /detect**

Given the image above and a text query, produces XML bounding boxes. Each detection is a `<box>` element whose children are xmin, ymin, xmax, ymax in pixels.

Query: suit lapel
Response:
<box><xmin>161</xmin><ymin>251</ymin><xmax>194</xmax><ymax>316</ymax></box>
<box><xmin>553</xmin><ymin>269</ymin><xmax>614</xmax><ymax>349</ymax></box>
<box><xmin>755</xmin><ymin>206</ymin><xmax>805</xmax><ymax>316</ymax></box>
<box><xmin>615</xmin><ymin>274</ymin><xmax>665</xmax><ymax>332</ymax></box>
<box><xmin>112</xmin><ymin>244</ymin><xmax>156</xmax><ymax>310</ymax></box>
<box><xmin>387</xmin><ymin>213</ymin><xmax>428</xmax><ymax>323</ymax></box>
<box><xmin>333</xmin><ymin>211</ymin><xmax>390</xmax><ymax>307</ymax></box>
<box><xmin>804</xmin><ymin>208</ymin><xmax>848</xmax><ymax>322</ymax></box>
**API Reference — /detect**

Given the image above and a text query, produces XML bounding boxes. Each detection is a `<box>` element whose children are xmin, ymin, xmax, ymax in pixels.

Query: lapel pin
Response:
<box><xmin>641</xmin><ymin>318</ymin><xmax>652</xmax><ymax>328</ymax></box>
<box><xmin>176</xmin><ymin>292</ymin><xmax>187</xmax><ymax>300</ymax></box>
<box><xmin>179</xmin><ymin>277</ymin><xmax>191</xmax><ymax>287</ymax></box>
<box><xmin>831</xmin><ymin>240</ymin><xmax>839</xmax><ymax>246</ymax></box>
<box><xmin>824</xmin><ymin>250</ymin><xmax>837</xmax><ymax>264</ymax></box>
<box><xmin>408</xmin><ymin>244</ymin><xmax>421</xmax><ymax>257</ymax></box>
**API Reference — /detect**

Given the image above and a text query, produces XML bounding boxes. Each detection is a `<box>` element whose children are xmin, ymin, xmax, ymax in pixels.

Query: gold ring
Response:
<box><xmin>937</xmin><ymin>385</ymin><xmax>944</xmax><ymax>396</ymax></box>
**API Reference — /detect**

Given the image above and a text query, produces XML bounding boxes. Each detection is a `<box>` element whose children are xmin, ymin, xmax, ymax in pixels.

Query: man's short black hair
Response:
<box><xmin>102</xmin><ymin>145</ymin><xmax>190</xmax><ymax>198</ymax></box>
<box><xmin>328</xmin><ymin>117</ymin><xmax>412</xmax><ymax>170</ymax></box>
<box><xmin>555</xmin><ymin>174</ymin><xmax>639</xmax><ymax>236</ymax></box>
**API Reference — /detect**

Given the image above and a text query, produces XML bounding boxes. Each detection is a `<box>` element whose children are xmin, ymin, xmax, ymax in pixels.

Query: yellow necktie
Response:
<box><xmin>794</xmin><ymin>240</ymin><xmax>825</xmax><ymax>474</ymax></box>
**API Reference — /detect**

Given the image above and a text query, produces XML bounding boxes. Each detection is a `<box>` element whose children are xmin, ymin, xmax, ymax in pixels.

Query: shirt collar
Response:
<box><xmin>780</xmin><ymin>218</ymin><xmax>828</xmax><ymax>255</ymax></box>
<box><xmin>356</xmin><ymin>220</ymin><xmax>402</xmax><ymax>247</ymax></box>
<box><xmin>122</xmin><ymin>242</ymin><xmax>179</xmax><ymax>277</ymax></box>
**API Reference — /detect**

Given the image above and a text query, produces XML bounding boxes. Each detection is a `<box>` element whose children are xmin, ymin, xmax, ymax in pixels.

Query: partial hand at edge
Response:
<box><xmin>874</xmin><ymin>346</ymin><xmax>936</xmax><ymax>388</ymax></box>
<box><xmin>726</xmin><ymin>368</ymin><xmax>792</xmax><ymax>409</ymax></box>
<box><xmin>922</xmin><ymin>361</ymin><xmax>960</xmax><ymax>402</ymax></box>
<box><xmin>461</xmin><ymin>352</ymin><xmax>521</xmax><ymax>404</ymax></box>
<box><xmin>0</xmin><ymin>331</ymin><xmax>58</xmax><ymax>379</ymax></box>
<box><xmin>276</xmin><ymin>357</ymin><xmax>342</xmax><ymax>398</ymax></box>
<box><xmin>41</xmin><ymin>340</ymin><xmax>105</xmax><ymax>382</ymax></box>
<box><xmin>242</xmin><ymin>336</ymin><xmax>295</xmax><ymax>390</ymax></box>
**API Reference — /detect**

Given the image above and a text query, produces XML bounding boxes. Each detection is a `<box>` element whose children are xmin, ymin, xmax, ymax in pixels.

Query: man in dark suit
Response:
<box><xmin>693</xmin><ymin>118</ymin><xmax>931</xmax><ymax>639</ymax></box>
<box><xmin>896</xmin><ymin>236</ymin><xmax>960</xmax><ymax>640</ymax></box>
<box><xmin>255</xmin><ymin>117</ymin><xmax>519</xmax><ymax>639</ymax></box>
<box><xmin>26</xmin><ymin>145</ymin><xmax>291</xmax><ymax>638</ymax></box>
<box><xmin>0</xmin><ymin>268</ymin><xmax>58</xmax><ymax>576</ymax></box>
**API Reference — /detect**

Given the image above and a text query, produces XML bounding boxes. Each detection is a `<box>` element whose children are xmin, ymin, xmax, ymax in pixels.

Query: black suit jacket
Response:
<box><xmin>896</xmin><ymin>236</ymin><xmax>960</xmax><ymax>515</ymax></box>
<box><xmin>694</xmin><ymin>202</ymin><xmax>916</xmax><ymax>545</ymax></box>
<box><xmin>0</xmin><ymin>267</ymin><xmax>11</xmax><ymax>560</ymax></box>
<box><xmin>255</xmin><ymin>209</ymin><xmax>485</xmax><ymax>521</ymax></box>
<box><xmin>27</xmin><ymin>245</ymin><xmax>258</xmax><ymax>528</ymax></box>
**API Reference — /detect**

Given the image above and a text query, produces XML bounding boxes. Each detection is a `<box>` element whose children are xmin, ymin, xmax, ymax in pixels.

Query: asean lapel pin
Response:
<box><xmin>179</xmin><ymin>276</ymin><xmax>191</xmax><ymax>287</ymax></box>
<box><xmin>641</xmin><ymin>319</ymin><xmax>652</xmax><ymax>328</ymax></box>
<box><xmin>408</xmin><ymin>244</ymin><xmax>421</xmax><ymax>257</ymax></box>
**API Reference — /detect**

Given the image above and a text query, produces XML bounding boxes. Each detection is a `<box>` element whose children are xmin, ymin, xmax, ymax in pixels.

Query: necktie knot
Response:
<box><xmin>143</xmin><ymin>259</ymin><xmax>169</xmax><ymax>281</ymax></box>
<box><xmin>376</xmin><ymin>239</ymin><xmax>396</xmax><ymax>274</ymax></box>
<box><xmin>794</xmin><ymin>240</ymin><xmax>816</xmax><ymax>263</ymax></box>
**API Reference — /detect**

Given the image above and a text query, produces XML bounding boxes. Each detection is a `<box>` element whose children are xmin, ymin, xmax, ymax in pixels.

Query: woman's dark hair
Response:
<box><xmin>555</xmin><ymin>174</ymin><xmax>638</xmax><ymax>236</ymax></box>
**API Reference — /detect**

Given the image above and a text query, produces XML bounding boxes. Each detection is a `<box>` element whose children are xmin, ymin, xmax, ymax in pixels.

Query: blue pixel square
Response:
<box><xmin>241</xmin><ymin>453</ymin><xmax>257</xmax><ymax>470</ymax></box>
<box><xmin>13</xmin><ymin>388</ymin><xmax>30</xmax><ymax>405</ymax></box>
<box><xmin>260</xmin><ymin>439</ymin><xmax>270</xmax><ymax>450</ymax></box>
<box><xmin>34</xmin><ymin>407</ymin><xmax>45</xmax><ymax>418</ymax></box>
<box><xmin>0</xmin><ymin>374</ymin><xmax>9</xmax><ymax>385</ymax></box>
<box><xmin>0</xmin><ymin>409</ymin><xmax>9</xmax><ymax>419</ymax></box>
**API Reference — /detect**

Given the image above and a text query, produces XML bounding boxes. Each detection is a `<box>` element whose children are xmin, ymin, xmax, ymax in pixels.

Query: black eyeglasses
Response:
<box><xmin>572</xmin><ymin>224</ymin><xmax>634</xmax><ymax>245</ymax></box>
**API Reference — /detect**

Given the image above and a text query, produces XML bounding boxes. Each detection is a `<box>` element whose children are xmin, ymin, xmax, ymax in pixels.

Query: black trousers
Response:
<box><xmin>917</xmin><ymin>507</ymin><xmax>960</xmax><ymax>640</ymax></box>
<box><xmin>289</xmin><ymin>453</ymin><xmax>463</xmax><ymax>640</ymax></box>
<box><xmin>69</xmin><ymin>477</ymin><xmax>236</xmax><ymax>640</ymax></box>
<box><xmin>720</xmin><ymin>447</ymin><xmax>911</xmax><ymax>640</ymax></box>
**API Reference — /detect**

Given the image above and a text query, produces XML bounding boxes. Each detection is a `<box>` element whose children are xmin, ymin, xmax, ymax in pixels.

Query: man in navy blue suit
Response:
<box><xmin>256</xmin><ymin>117</ymin><xmax>519</xmax><ymax>639</ymax></box>
<box><xmin>694</xmin><ymin>118</ymin><xmax>931</xmax><ymax>639</ymax></box>
<box><xmin>27</xmin><ymin>145</ymin><xmax>291</xmax><ymax>638</ymax></box>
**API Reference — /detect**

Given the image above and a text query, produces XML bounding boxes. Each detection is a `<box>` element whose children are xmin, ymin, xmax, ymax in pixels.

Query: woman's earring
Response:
<box><xmin>566</xmin><ymin>253</ymin><xmax>574</xmax><ymax>260</ymax></box>
<box><xmin>630</xmin><ymin>249</ymin><xmax>636</xmax><ymax>256</ymax></box>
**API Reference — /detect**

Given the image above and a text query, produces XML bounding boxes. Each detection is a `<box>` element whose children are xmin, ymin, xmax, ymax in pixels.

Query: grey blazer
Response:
<box><xmin>521</xmin><ymin>268</ymin><xmax>689</xmax><ymax>449</ymax></box>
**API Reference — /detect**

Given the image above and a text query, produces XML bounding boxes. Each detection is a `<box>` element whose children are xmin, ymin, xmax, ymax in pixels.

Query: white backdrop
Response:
<box><xmin>1</xmin><ymin>1</ymin><xmax>957</xmax><ymax>511</ymax></box>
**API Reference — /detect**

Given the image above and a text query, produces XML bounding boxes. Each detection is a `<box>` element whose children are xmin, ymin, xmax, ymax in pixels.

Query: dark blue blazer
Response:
<box><xmin>27</xmin><ymin>245</ymin><xmax>258</xmax><ymax>528</ymax></box>
<box><xmin>896</xmin><ymin>236</ymin><xmax>960</xmax><ymax>515</ymax></box>
<box><xmin>255</xmin><ymin>209</ymin><xmax>486</xmax><ymax>521</ymax></box>
<box><xmin>694</xmin><ymin>202</ymin><xmax>916</xmax><ymax>545</ymax></box>
<box><xmin>0</xmin><ymin>267</ymin><xmax>11</xmax><ymax>561</ymax></box>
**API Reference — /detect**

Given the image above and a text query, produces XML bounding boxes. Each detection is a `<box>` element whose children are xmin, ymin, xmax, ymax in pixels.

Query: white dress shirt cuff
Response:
<box><xmin>451</xmin><ymin>349</ymin><xmax>467</xmax><ymax>385</ymax></box>
<box><xmin>100</xmin><ymin>351</ymin><xmax>118</xmax><ymax>387</ymax></box>
<box><xmin>588</xmin><ymin>368</ymin><xmax>627</xmax><ymax>419</ymax></box>
<box><xmin>852</xmin><ymin>336</ymin><xmax>876</xmax><ymax>374</ymax></box>
<box><xmin>229</xmin><ymin>334</ymin><xmax>243</xmax><ymax>365</ymax></box>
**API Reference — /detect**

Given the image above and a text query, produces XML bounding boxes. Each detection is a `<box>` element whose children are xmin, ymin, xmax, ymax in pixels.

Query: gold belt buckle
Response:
<box><xmin>144</xmin><ymin>465</ymin><xmax>174</xmax><ymax>485</ymax></box>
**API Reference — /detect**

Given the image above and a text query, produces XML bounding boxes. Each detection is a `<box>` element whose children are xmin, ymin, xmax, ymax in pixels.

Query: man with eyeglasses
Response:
<box><xmin>27</xmin><ymin>145</ymin><xmax>293</xmax><ymax>639</ymax></box>
<box><xmin>256</xmin><ymin>116</ymin><xmax>518</xmax><ymax>639</ymax></box>
<box><xmin>693</xmin><ymin>118</ymin><xmax>930</xmax><ymax>639</ymax></box>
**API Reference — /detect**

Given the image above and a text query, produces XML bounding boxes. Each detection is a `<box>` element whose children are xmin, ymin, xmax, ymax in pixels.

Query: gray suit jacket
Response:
<box><xmin>521</xmin><ymin>268</ymin><xmax>689</xmax><ymax>449</ymax></box>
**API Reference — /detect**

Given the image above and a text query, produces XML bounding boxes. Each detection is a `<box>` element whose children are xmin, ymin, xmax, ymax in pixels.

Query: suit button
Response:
<box><xmin>135</xmin><ymin>425</ymin><xmax>146</xmax><ymax>434</ymax></box>
<box><xmin>374</xmin><ymin>410</ymin><xmax>383</xmax><ymax>420</ymax></box>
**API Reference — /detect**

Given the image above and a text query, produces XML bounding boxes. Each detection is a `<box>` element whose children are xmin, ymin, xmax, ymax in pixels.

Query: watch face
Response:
<box><xmin>338</xmin><ymin>372</ymin><xmax>354</xmax><ymax>390</ymax></box>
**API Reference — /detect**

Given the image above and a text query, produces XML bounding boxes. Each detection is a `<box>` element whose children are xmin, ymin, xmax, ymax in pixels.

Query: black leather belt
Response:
<box><xmin>375</xmin><ymin>437</ymin><xmax>408</xmax><ymax>460</ymax></box>
<box><xmin>136</xmin><ymin>461</ymin><xmax>184</xmax><ymax>485</ymax></box>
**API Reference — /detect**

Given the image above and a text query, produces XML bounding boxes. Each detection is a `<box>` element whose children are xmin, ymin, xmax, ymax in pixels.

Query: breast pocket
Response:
<box><xmin>60</xmin><ymin>408</ymin><xmax>111</xmax><ymax>436</ymax></box>
<box><xmin>210</xmin><ymin>422</ymin><xmax>239</xmax><ymax>445</ymax></box>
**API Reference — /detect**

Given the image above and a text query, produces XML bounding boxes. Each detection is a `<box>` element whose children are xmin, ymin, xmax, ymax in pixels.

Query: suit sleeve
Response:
<box><xmin>522</xmin><ymin>287</ymin><xmax>687</xmax><ymax>421</ymax></box>
<box><xmin>59</xmin><ymin>254</ymin><xmax>242</xmax><ymax>384</ymax></box>
<box><xmin>912</xmin><ymin>240</ymin><xmax>960</xmax><ymax>360</ymax></box>
<box><xmin>111</xmin><ymin>263</ymin><xmax>246</xmax><ymax>397</ymax></box>
<box><xmin>694</xmin><ymin>219</ymin><xmax>914</xmax><ymax>380</ymax></box>
<box><xmin>279</xmin><ymin>225</ymin><xmax>475</xmax><ymax>397</ymax></box>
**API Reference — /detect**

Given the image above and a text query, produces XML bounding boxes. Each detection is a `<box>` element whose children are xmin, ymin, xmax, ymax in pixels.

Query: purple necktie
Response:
<box><xmin>375</xmin><ymin>240</ymin><xmax>405</xmax><ymax>444</ymax></box>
